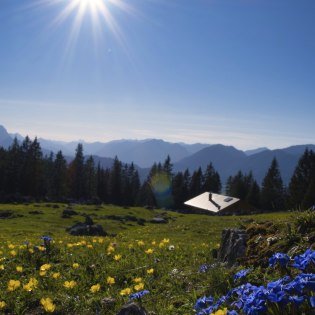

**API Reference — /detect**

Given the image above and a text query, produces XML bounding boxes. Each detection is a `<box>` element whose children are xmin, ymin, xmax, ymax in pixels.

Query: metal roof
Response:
<box><xmin>184</xmin><ymin>192</ymin><xmax>240</xmax><ymax>213</ymax></box>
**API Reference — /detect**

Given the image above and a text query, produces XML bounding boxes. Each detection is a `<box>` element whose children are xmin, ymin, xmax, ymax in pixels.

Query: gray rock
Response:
<box><xmin>117</xmin><ymin>302</ymin><xmax>147</xmax><ymax>315</ymax></box>
<box><xmin>218</xmin><ymin>228</ymin><xmax>248</xmax><ymax>267</ymax></box>
<box><xmin>62</xmin><ymin>209</ymin><xmax>78</xmax><ymax>216</ymax></box>
<box><xmin>150</xmin><ymin>217</ymin><xmax>168</xmax><ymax>224</ymax></box>
<box><xmin>67</xmin><ymin>222</ymin><xmax>107</xmax><ymax>236</ymax></box>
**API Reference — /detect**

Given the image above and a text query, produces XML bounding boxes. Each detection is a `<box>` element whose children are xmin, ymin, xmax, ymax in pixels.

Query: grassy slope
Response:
<box><xmin>0</xmin><ymin>204</ymin><xmax>293</xmax><ymax>314</ymax></box>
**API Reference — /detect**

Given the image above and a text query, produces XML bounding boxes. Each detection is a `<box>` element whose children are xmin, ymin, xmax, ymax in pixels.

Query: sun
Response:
<box><xmin>39</xmin><ymin>0</ymin><xmax>135</xmax><ymax>52</ymax></box>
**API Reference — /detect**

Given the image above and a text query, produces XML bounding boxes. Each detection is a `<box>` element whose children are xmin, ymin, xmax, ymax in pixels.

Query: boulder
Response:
<box><xmin>117</xmin><ymin>302</ymin><xmax>147</xmax><ymax>315</ymax></box>
<box><xmin>67</xmin><ymin>218</ymin><xmax>107</xmax><ymax>236</ymax></box>
<box><xmin>218</xmin><ymin>228</ymin><xmax>248</xmax><ymax>267</ymax></box>
<box><xmin>150</xmin><ymin>217</ymin><xmax>168</xmax><ymax>224</ymax></box>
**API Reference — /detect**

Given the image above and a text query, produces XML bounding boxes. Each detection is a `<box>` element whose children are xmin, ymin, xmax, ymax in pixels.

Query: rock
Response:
<box><xmin>117</xmin><ymin>302</ymin><xmax>147</xmax><ymax>315</ymax></box>
<box><xmin>218</xmin><ymin>228</ymin><xmax>248</xmax><ymax>267</ymax></box>
<box><xmin>67</xmin><ymin>222</ymin><xmax>107</xmax><ymax>236</ymax></box>
<box><xmin>150</xmin><ymin>217</ymin><xmax>168</xmax><ymax>224</ymax></box>
<box><xmin>0</xmin><ymin>210</ymin><xmax>14</xmax><ymax>219</ymax></box>
<box><xmin>29</xmin><ymin>210</ymin><xmax>43</xmax><ymax>215</ymax></box>
<box><xmin>62</xmin><ymin>209</ymin><xmax>78</xmax><ymax>217</ymax></box>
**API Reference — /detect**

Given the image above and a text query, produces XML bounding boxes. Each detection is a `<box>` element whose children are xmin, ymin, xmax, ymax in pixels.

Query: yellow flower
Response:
<box><xmin>145</xmin><ymin>248</ymin><xmax>154</xmax><ymax>254</ymax></box>
<box><xmin>72</xmin><ymin>263</ymin><xmax>79</xmax><ymax>269</ymax></box>
<box><xmin>147</xmin><ymin>268</ymin><xmax>154</xmax><ymax>274</ymax></box>
<box><xmin>52</xmin><ymin>272</ymin><xmax>60</xmax><ymax>279</ymax></box>
<box><xmin>38</xmin><ymin>246</ymin><xmax>46</xmax><ymax>251</ymax></box>
<box><xmin>0</xmin><ymin>301</ymin><xmax>6</xmax><ymax>309</ymax></box>
<box><xmin>158</xmin><ymin>242</ymin><xmax>165</xmax><ymax>248</ymax></box>
<box><xmin>87</xmin><ymin>244</ymin><xmax>93</xmax><ymax>249</ymax></box>
<box><xmin>151</xmin><ymin>241</ymin><xmax>156</xmax><ymax>246</ymax></box>
<box><xmin>40</xmin><ymin>264</ymin><xmax>52</xmax><ymax>271</ymax></box>
<box><xmin>90</xmin><ymin>284</ymin><xmax>101</xmax><ymax>293</ymax></box>
<box><xmin>98</xmin><ymin>238</ymin><xmax>104</xmax><ymax>243</ymax></box>
<box><xmin>0</xmin><ymin>264</ymin><xmax>4</xmax><ymax>270</ymax></box>
<box><xmin>114</xmin><ymin>254</ymin><xmax>122</xmax><ymax>261</ymax></box>
<box><xmin>16</xmin><ymin>266</ymin><xmax>23</xmax><ymax>272</ymax></box>
<box><xmin>7</xmin><ymin>279</ymin><xmax>21</xmax><ymax>291</ymax></box>
<box><xmin>106</xmin><ymin>276</ymin><xmax>115</xmax><ymax>285</ymax></box>
<box><xmin>40</xmin><ymin>271</ymin><xmax>47</xmax><ymax>277</ymax></box>
<box><xmin>23</xmin><ymin>278</ymin><xmax>38</xmax><ymax>292</ymax></box>
<box><xmin>120</xmin><ymin>288</ymin><xmax>131</xmax><ymax>296</ymax></box>
<box><xmin>64</xmin><ymin>280</ymin><xmax>77</xmax><ymax>289</ymax></box>
<box><xmin>134</xmin><ymin>283</ymin><xmax>144</xmax><ymax>291</ymax></box>
<box><xmin>8</xmin><ymin>244</ymin><xmax>15</xmax><ymax>249</ymax></box>
<box><xmin>137</xmin><ymin>240</ymin><xmax>145</xmax><ymax>246</ymax></box>
<box><xmin>162</xmin><ymin>238</ymin><xmax>170</xmax><ymax>243</ymax></box>
<box><xmin>67</xmin><ymin>243</ymin><xmax>73</xmax><ymax>248</ymax></box>
<box><xmin>40</xmin><ymin>297</ymin><xmax>56</xmax><ymax>313</ymax></box>
<box><xmin>10</xmin><ymin>250</ymin><xmax>17</xmax><ymax>256</ymax></box>
<box><xmin>133</xmin><ymin>277</ymin><xmax>142</xmax><ymax>283</ymax></box>
<box><xmin>211</xmin><ymin>308</ymin><xmax>227</xmax><ymax>315</ymax></box>
<box><xmin>107</xmin><ymin>245</ymin><xmax>115</xmax><ymax>254</ymax></box>
<box><xmin>29</xmin><ymin>248</ymin><xmax>34</xmax><ymax>254</ymax></box>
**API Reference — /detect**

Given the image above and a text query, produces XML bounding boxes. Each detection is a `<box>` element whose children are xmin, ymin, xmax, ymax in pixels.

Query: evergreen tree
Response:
<box><xmin>288</xmin><ymin>149</ymin><xmax>315</xmax><ymax>209</ymax></box>
<box><xmin>85</xmin><ymin>156</ymin><xmax>96</xmax><ymax>200</ymax></box>
<box><xmin>68</xmin><ymin>143</ymin><xmax>85</xmax><ymax>200</ymax></box>
<box><xmin>51</xmin><ymin>151</ymin><xmax>67</xmax><ymax>200</ymax></box>
<box><xmin>261</xmin><ymin>158</ymin><xmax>285</xmax><ymax>211</ymax></box>
<box><xmin>109</xmin><ymin>156</ymin><xmax>122</xmax><ymax>205</ymax></box>
<box><xmin>96</xmin><ymin>164</ymin><xmax>110</xmax><ymax>202</ymax></box>
<box><xmin>172</xmin><ymin>172</ymin><xmax>186</xmax><ymax>209</ymax></box>
<box><xmin>203</xmin><ymin>163</ymin><xmax>222</xmax><ymax>193</ymax></box>
<box><xmin>189</xmin><ymin>167</ymin><xmax>203</xmax><ymax>197</ymax></box>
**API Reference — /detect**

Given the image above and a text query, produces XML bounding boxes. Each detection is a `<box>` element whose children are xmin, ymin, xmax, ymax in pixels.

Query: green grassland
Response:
<box><xmin>0</xmin><ymin>204</ymin><xmax>293</xmax><ymax>314</ymax></box>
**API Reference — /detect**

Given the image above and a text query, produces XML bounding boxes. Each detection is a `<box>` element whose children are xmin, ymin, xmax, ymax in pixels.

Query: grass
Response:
<box><xmin>0</xmin><ymin>203</ymin><xmax>293</xmax><ymax>314</ymax></box>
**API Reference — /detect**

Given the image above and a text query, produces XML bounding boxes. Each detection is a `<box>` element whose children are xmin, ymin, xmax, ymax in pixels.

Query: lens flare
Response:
<box><xmin>150</xmin><ymin>172</ymin><xmax>173</xmax><ymax>208</ymax></box>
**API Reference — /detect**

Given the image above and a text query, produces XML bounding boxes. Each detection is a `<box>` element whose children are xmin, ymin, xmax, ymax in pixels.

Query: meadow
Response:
<box><xmin>0</xmin><ymin>204</ymin><xmax>300</xmax><ymax>314</ymax></box>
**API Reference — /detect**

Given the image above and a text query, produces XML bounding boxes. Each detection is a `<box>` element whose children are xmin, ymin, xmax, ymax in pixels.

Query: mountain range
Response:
<box><xmin>1</xmin><ymin>124</ymin><xmax>314</xmax><ymax>185</ymax></box>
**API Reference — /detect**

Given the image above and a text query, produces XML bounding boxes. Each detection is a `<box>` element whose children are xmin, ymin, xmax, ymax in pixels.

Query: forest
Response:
<box><xmin>0</xmin><ymin>136</ymin><xmax>314</xmax><ymax>211</ymax></box>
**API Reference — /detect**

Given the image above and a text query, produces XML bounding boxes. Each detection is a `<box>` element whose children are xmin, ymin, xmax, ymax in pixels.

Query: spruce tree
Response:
<box><xmin>261</xmin><ymin>158</ymin><xmax>285</xmax><ymax>211</ymax></box>
<box><xmin>203</xmin><ymin>163</ymin><xmax>222</xmax><ymax>193</ymax></box>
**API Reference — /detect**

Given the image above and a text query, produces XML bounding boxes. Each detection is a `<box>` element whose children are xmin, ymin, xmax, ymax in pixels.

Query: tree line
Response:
<box><xmin>0</xmin><ymin>136</ymin><xmax>314</xmax><ymax>211</ymax></box>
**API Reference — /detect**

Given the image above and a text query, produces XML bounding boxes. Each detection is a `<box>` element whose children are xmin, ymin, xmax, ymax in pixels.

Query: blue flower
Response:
<box><xmin>292</xmin><ymin>249</ymin><xmax>315</xmax><ymax>271</ymax></box>
<box><xmin>269</xmin><ymin>252</ymin><xmax>290</xmax><ymax>268</ymax></box>
<box><xmin>41</xmin><ymin>235</ymin><xmax>52</xmax><ymax>242</ymax></box>
<box><xmin>310</xmin><ymin>296</ymin><xmax>315</xmax><ymax>307</ymax></box>
<box><xmin>199</xmin><ymin>264</ymin><xmax>210</xmax><ymax>273</ymax></box>
<box><xmin>194</xmin><ymin>296</ymin><xmax>214</xmax><ymax>311</ymax></box>
<box><xmin>129</xmin><ymin>290</ymin><xmax>149</xmax><ymax>300</ymax></box>
<box><xmin>234</xmin><ymin>269</ymin><xmax>251</xmax><ymax>281</ymax></box>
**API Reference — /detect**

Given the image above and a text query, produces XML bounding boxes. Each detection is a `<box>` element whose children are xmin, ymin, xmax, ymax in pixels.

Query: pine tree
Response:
<box><xmin>189</xmin><ymin>167</ymin><xmax>203</xmax><ymax>197</ymax></box>
<box><xmin>203</xmin><ymin>163</ymin><xmax>222</xmax><ymax>193</ymax></box>
<box><xmin>109</xmin><ymin>156</ymin><xmax>122</xmax><ymax>205</ymax></box>
<box><xmin>51</xmin><ymin>151</ymin><xmax>67</xmax><ymax>200</ymax></box>
<box><xmin>85</xmin><ymin>156</ymin><xmax>96</xmax><ymax>200</ymax></box>
<box><xmin>261</xmin><ymin>158</ymin><xmax>285</xmax><ymax>211</ymax></box>
<box><xmin>288</xmin><ymin>149</ymin><xmax>315</xmax><ymax>209</ymax></box>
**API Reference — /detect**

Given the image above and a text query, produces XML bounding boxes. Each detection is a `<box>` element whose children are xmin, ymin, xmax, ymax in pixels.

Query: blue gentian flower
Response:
<box><xmin>269</xmin><ymin>252</ymin><xmax>290</xmax><ymax>268</ymax></box>
<box><xmin>199</xmin><ymin>264</ymin><xmax>209</xmax><ymax>273</ymax></box>
<box><xmin>234</xmin><ymin>269</ymin><xmax>251</xmax><ymax>281</ymax></box>
<box><xmin>129</xmin><ymin>290</ymin><xmax>149</xmax><ymax>300</ymax></box>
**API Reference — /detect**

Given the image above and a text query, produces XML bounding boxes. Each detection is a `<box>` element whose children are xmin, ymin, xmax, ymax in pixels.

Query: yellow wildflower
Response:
<box><xmin>120</xmin><ymin>288</ymin><xmax>131</xmax><ymax>296</ymax></box>
<box><xmin>151</xmin><ymin>241</ymin><xmax>156</xmax><ymax>245</ymax></box>
<box><xmin>38</xmin><ymin>246</ymin><xmax>46</xmax><ymax>251</ymax></box>
<box><xmin>7</xmin><ymin>279</ymin><xmax>21</xmax><ymax>291</ymax></box>
<box><xmin>114</xmin><ymin>254</ymin><xmax>122</xmax><ymax>261</ymax></box>
<box><xmin>8</xmin><ymin>244</ymin><xmax>15</xmax><ymax>249</ymax></box>
<box><xmin>29</xmin><ymin>248</ymin><xmax>34</xmax><ymax>254</ymax></box>
<box><xmin>133</xmin><ymin>277</ymin><xmax>142</xmax><ymax>283</ymax></box>
<box><xmin>40</xmin><ymin>297</ymin><xmax>56</xmax><ymax>313</ymax></box>
<box><xmin>145</xmin><ymin>248</ymin><xmax>154</xmax><ymax>254</ymax></box>
<box><xmin>137</xmin><ymin>240</ymin><xmax>145</xmax><ymax>246</ymax></box>
<box><xmin>72</xmin><ymin>263</ymin><xmax>79</xmax><ymax>269</ymax></box>
<box><xmin>0</xmin><ymin>264</ymin><xmax>4</xmax><ymax>270</ymax></box>
<box><xmin>52</xmin><ymin>272</ymin><xmax>60</xmax><ymax>279</ymax></box>
<box><xmin>106</xmin><ymin>276</ymin><xmax>115</xmax><ymax>285</ymax></box>
<box><xmin>107</xmin><ymin>245</ymin><xmax>115</xmax><ymax>254</ymax></box>
<box><xmin>23</xmin><ymin>278</ymin><xmax>38</xmax><ymax>292</ymax></box>
<box><xmin>98</xmin><ymin>238</ymin><xmax>104</xmax><ymax>243</ymax></box>
<box><xmin>10</xmin><ymin>250</ymin><xmax>17</xmax><ymax>256</ymax></box>
<box><xmin>90</xmin><ymin>284</ymin><xmax>101</xmax><ymax>293</ymax></box>
<box><xmin>0</xmin><ymin>301</ymin><xmax>6</xmax><ymax>309</ymax></box>
<box><xmin>87</xmin><ymin>244</ymin><xmax>93</xmax><ymax>249</ymax></box>
<box><xmin>16</xmin><ymin>266</ymin><xmax>23</xmax><ymax>272</ymax></box>
<box><xmin>40</xmin><ymin>271</ymin><xmax>47</xmax><ymax>277</ymax></box>
<box><xmin>64</xmin><ymin>280</ymin><xmax>77</xmax><ymax>289</ymax></box>
<box><xmin>211</xmin><ymin>308</ymin><xmax>227</xmax><ymax>315</ymax></box>
<box><xmin>134</xmin><ymin>283</ymin><xmax>144</xmax><ymax>291</ymax></box>
<box><xmin>162</xmin><ymin>238</ymin><xmax>170</xmax><ymax>244</ymax></box>
<box><xmin>147</xmin><ymin>268</ymin><xmax>154</xmax><ymax>274</ymax></box>
<box><xmin>40</xmin><ymin>264</ymin><xmax>51</xmax><ymax>271</ymax></box>
<box><xmin>158</xmin><ymin>242</ymin><xmax>165</xmax><ymax>248</ymax></box>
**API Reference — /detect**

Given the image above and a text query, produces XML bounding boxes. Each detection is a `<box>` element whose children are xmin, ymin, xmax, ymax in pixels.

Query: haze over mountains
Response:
<box><xmin>1</xmin><ymin>124</ymin><xmax>314</xmax><ymax>185</ymax></box>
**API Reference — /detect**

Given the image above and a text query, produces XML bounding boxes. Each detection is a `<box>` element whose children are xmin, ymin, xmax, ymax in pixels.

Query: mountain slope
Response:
<box><xmin>0</xmin><ymin>125</ymin><xmax>14</xmax><ymax>149</ymax></box>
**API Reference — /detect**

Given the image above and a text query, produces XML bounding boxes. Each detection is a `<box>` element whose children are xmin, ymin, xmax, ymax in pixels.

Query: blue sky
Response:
<box><xmin>0</xmin><ymin>0</ymin><xmax>314</xmax><ymax>149</ymax></box>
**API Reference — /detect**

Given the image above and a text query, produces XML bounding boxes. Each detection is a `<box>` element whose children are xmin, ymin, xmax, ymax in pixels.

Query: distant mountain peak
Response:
<box><xmin>245</xmin><ymin>147</ymin><xmax>269</xmax><ymax>156</ymax></box>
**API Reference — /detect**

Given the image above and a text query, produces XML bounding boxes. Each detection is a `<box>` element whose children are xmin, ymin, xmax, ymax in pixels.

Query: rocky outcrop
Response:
<box><xmin>116</xmin><ymin>302</ymin><xmax>147</xmax><ymax>315</ymax></box>
<box><xmin>218</xmin><ymin>228</ymin><xmax>248</xmax><ymax>267</ymax></box>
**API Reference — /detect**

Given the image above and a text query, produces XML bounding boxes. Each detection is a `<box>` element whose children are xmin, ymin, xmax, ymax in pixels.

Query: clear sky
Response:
<box><xmin>0</xmin><ymin>0</ymin><xmax>314</xmax><ymax>149</ymax></box>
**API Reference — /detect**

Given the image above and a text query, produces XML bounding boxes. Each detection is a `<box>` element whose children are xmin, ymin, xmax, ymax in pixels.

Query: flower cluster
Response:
<box><xmin>195</xmin><ymin>248</ymin><xmax>315</xmax><ymax>315</ymax></box>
